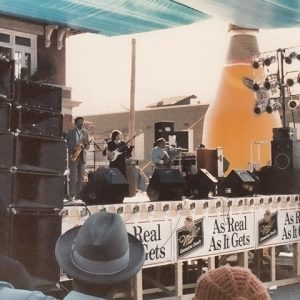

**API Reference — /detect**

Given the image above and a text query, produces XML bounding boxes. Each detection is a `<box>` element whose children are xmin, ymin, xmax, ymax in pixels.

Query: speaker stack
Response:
<box><xmin>0</xmin><ymin>58</ymin><xmax>66</xmax><ymax>282</ymax></box>
<box><xmin>255</xmin><ymin>127</ymin><xmax>300</xmax><ymax>194</ymax></box>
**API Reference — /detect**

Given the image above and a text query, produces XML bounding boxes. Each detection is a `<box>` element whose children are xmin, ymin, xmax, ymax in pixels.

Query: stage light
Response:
<box><xmin>254</xmin><ymin>101</ymin><xmax>266</xmax><ymax>114</ymax></box>
<box><xmin>263</xmin><ymin>77</ymin><xmax>277</xmax><ymax>90</ymax></box>
<box><xmin>263</xmin><ymin>56</ymin><xmax>276</xmax><ymax>67</ymax></box>
<box><xmin>266</xmin><ymin>100</ymin><xmax>281</xmax><ymax>113</ymax></box>
<box><xmin>252</xmin><ymin>58</ymin><xmax>264</xmax><ymax>69</ymax></box>
<box><xmin>286</xmin><ymin>74</ymin><xmax>300</xmax><ymax>87</ymax></box>
<box><xmin>252</xmin><ymin>82</ymin><xmax>262</xmax><ymax>91</ymax></box>
<box><xmin>288</xmin><ymin>99</ymin><xmax>300</xmax><ymax>110</ymax></box>
<box><xmin>285</xmin><ymin>52</ymin><xmax>297</xmax><ymax>64</ymax></box>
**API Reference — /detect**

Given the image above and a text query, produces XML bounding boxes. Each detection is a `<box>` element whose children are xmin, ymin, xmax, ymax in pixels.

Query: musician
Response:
<box><xmin>66</xmin><ymin>117</ymin><xmax>90</xmax><ymax>199</ymax></box>
<box><xmin>151</xmin><ymin>137</ymin><xmax>171</xmax><ymax>169</ymax></box>
<box><xmin>106</xmin><ymin>130</ymin><xmax>133</xmax><ymax>177</ymax></box>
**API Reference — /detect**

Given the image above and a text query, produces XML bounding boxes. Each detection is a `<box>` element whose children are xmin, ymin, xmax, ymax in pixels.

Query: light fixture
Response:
<box><xmin>288</xmin><ymin>99</ymin><xmax>300</xmax><ymax>110</ymax></box>
<box><xmin>285</xmin><ymin>52</ymin><xmax>297</xmax><ymax>64</ymax></box>
<box><xmin>263</xmin><ymin>77</ymin><xmax>277</xmax><ymax>90</ymax></box>
<box><xmin>254</xmin><ymin>101</ymin><xmax>266</xmax><ymax>115</ymax></box>
<box><xmin>252</xmin><ymin>82</ymin><xmax>262</xmax><ymax>91</ymax></box>
<box><xmin>266</xmin><ymin>100</ymin><xmax>281</xmax><ymax>113</ymax></box>
<box><xmin>252</xmin><ymin>58</ymin><xmax>264</xmax><ymax>69</ymax></box>
<box><xmin>286</xmin><ymin>74</ymin><xmax>300</xmax><ymax>87</ymax></box>
<box><xmin>263</xmin><ymin>56</ymin><xmax>276</xmax><ymax>67</ymax></box>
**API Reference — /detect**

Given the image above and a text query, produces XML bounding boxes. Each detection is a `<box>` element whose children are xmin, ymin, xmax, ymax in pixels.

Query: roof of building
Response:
<box><xmin>146</xmin><ymin>95</ymin><xmax>199</xmax><ymax>108</ymax></box>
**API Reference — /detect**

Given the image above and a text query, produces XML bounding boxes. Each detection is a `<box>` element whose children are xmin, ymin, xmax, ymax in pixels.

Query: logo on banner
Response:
<box><xmin>177</xmin><ymin>216</ymin><xmax>203</xmax><ymax>258</ymax></box>
<box><xmin>258</xmin><ymin>210</ymin><xmax>278</xmax><ymax>244</ymax></box>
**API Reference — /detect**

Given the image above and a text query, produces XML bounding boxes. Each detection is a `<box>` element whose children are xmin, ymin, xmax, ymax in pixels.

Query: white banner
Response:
<box><xmin>126</xmin><ymin>220</ymin><xmax>173</xmax><ymax>267</ymax></box>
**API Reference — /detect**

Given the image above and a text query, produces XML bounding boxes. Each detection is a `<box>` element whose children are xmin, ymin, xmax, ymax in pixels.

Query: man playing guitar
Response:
<box><xmin>106</xmin><ymin>130</ymin><xmax>134</xmax><ymax>178</ymax></box>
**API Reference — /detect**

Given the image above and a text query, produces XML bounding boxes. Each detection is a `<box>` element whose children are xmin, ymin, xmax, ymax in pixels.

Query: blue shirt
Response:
<box><xmin>0</xmin><ymin>281</ymin><xmax>58</xmax><ymax>300</ymax></box>
<box><xmin>63</xmin><ymin>290</ymin><xmax>106</xmax><ymax>299</ymax></box>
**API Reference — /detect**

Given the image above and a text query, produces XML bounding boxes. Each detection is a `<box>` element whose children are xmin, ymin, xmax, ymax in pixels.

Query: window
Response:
<box><xmin>0</xmin><ymin>28</ymin><xmax>37</xmax><ymax>79</ymax></box>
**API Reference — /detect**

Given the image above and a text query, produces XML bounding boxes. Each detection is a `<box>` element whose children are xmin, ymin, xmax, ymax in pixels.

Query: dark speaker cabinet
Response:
<box><xmin>0</xmin><ymin>58</ymin><xmax>14</xmax><ymax>100</ymax></box>
<box><xmin>12</xmin><ymin>105</ymin><xmax>63</xmax><ymax>138</ymax></box>
<box><xmin>154</xmin><ymin>121</ymin><xmax>175</xmax><ymax>142</ymax></box>
<box><xmin>0</xmin><ymin>101</ymin><xmax>12</xmax><ymax>130</ymax></box>
<box><xmin>0</xmin><ymin>170</ymin><xmax>64</xmax><ymax>209</ymax></box>
<box><xmin>271</xmin><ymin>139</ymin><xmax>300</xmax><ymax>171</ymax></box>
<box><xmin>0</xmin><ymin>207</ymin><xmax>62</xmax><ymax>282</ymax></box>
<box><xmin>14</xmin><ymin>79</ymin><xmax>62</xmax><ymax>112</ymax></box>
<box><xmin>15</xmin><ymin>134</ymin><xmax>66</xmax><ymax>174</ymax></box>
<box><xmin>147</xmin><ymin>168</ymin><xmax>185</xmax><ymax>201</ymax></box>
<box><xmin>0</xmin><ymin>131</ymin><xmax>14</xmax><ymax>168</ymax></box>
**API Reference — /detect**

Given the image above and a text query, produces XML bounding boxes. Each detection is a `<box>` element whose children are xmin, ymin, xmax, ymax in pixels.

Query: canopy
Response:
<box><xmin>0</xmin><ymin>0</ymin><xmax>210</xmax><ymax>36</ymax></box>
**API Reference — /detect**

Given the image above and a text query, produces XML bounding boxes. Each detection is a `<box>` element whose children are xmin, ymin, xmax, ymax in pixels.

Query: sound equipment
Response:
<box><xmin>147</xmin><ymin>168</ymin><xmax>185</xmax><ymax>201</ymax></box>
<box><xmin>15</xmin><ymin>134</ymin><xmax>66</xmax><ymax>174</ymax></box>
<box><xmin>0</xmin><ymin>169</ymin><xmax>65</xmax><ymax>209</ymax></box>
<box><xmin>186</xmin><ymin>169</ymin><xmax>218</xmax><ymax>199</ymax></box>
<box><xmin>273</xmin><ymin>127</ymin><xmax>297</xmax><ymax>141</ymax></box>
<box><xmin>81</xmin><ymin>167</ymin><xmax>129</xmax><ymax>205</ymax></box>
<box><xmin>14</xmin><ymin>79</ymin><xmax>62</xmax><ymax>112</ymax></box>
<box><xmin>0</xmin><ymin>207</ymin><xmax>61</xmax><ymax>282</ymax></box>
<box><xmin>173</xmin><ymin>130</ymin><xmax>188</xmax><ymax>150</ymax></box>
<box><xmin>0</xmin><ymin>58</ymin><xmax>14</xmax><ymax>100</ymax></box>
<box><xmin>11</xmin><ymin>105</ymin><xmax>63</xmax><ymax>138</ymax></box>
<box><xmin>154</xmin><ymin>121</ymin><xmax>175</xmax><ymax>142</ymax></box>
<box><xmin>0</xmin><ymin>101</ymin><xmax>11</xmax><ymax>130</ymax></box>
<box><xmin>220</xmin><ymin>169</ymin><xmax>259</xmax><ymax>197</ymax></box>
<box><xmin>271</xmin><ymin>139</ymin><xmax>300</xmax><ymax>171</ymax></box>
<box><xmin>254</xmin><ymin>166</ymin><xmax>300</xmax><ymax>194</ymax></box>
<box><xmin>0</xmin><ymin>131</ymin><xmax>14</xmax><ymax>168</ymax></box>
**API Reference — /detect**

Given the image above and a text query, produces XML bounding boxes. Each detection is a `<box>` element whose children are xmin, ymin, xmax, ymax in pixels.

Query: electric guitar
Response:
<box><xmin>108</xmin><ymin>131</ymin><xmax>142</xmax><ymax>162</ymax></box>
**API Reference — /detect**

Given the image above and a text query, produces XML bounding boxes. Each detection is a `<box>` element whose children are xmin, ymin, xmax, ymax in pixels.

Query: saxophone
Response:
<box><xmin>70</xmin><ymin>137</ymin><xmax>87</xmax><ymax>162</ymax></box>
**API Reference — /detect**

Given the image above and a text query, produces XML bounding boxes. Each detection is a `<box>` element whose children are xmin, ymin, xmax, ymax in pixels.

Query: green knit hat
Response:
<box><xmin>194</xmin><ymin>265</ymin><xmax>270</xmax><ymax>300</ymax></box>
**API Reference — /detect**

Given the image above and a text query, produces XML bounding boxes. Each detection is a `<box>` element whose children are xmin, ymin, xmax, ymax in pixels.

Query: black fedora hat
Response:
<box><xmin>55</xmin><ymin>212</ymin><xmax>145</xmax><ymax>284</ymax></box>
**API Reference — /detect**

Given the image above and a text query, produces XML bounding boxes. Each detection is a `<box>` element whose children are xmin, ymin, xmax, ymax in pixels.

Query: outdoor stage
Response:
<box><xmin>62</xmin><ymin>193</ymin><xmax>300</xmax><ymax>299</ymax></box>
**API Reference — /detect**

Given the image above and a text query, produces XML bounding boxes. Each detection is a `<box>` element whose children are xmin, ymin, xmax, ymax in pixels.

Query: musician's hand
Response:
<box><xmin>107</xmin><ymin>151</ymin><xmax>114</xmax><ymax>161</ymax></box>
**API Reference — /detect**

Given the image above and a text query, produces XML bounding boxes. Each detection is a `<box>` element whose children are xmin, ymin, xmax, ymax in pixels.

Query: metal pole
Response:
<box><xmin>129</xmin><ymin>38</ymin><xmax>136</xmax><ymax>142</ymax></box>
<box><xmin>279</xmin><ymin>49</ymin><xmax>286</xmax><ymax>127</ymax></box>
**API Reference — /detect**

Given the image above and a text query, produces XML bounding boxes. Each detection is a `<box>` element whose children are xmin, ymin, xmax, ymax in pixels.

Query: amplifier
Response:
<box><xmin>0</xmin><ymin>101</ymin><xmax>12</xmax><ymax>131</ymax></box>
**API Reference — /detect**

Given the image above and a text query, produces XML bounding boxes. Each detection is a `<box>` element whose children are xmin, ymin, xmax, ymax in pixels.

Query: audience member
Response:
<box><xmin>0</xmin><ymin>254</ymin><xmax>34</xmax><ymax>290</ymax></box>
<box><xmin>193</xmin><ymin>265</ymin><xmax>270</xmax><ymax>300</ymax></box>
<box><xmin>55</xmin><ymin>211</ymin><xmax>145</xmax><ymax>299</ymax></box>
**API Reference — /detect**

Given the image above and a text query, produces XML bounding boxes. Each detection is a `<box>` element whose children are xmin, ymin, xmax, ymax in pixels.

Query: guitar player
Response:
<box><xmin>106</xmin><ymin>129</ymin><xmax>134</xmax><ymax>178</ymax></box>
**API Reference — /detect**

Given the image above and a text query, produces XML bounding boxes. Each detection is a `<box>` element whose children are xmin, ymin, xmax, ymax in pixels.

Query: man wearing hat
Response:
<box><xmin>55</xmin><ymin>211</ymin><xmax>145</xmax><ymax>299</ymax></box>
<box><xmin>151</xmin><ymin>138</ymin><xmax>171</xmax><ymax>170</ymax></box>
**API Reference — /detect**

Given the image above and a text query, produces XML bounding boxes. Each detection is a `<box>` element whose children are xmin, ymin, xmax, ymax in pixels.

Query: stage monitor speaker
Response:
<box><xmin>273</xmin><ymin>127</ymin><xmax>297</xmax><ymax>141</ymax></box>
<box><xmin>0</xmin><ymin>58</ymin><xmax>14</xmax><ymax>100</ymax></box>
<box><xmin>12</xmin><ymin>105</ymin><xmax>63</xmax><ymax>138</ymax></box>
<box><xmin>186</xmin><ymin>168</ymin><xmax>218</xmax><ymax>199</ymax></box>
<box><xmin>0</xmin><ymin>170</ymin><xmax>65</xmax><ymax>209</ymax></box>
<box><xmin>271</xmin><ymin>139</ymin><xmax>300</xmax><ymax>171</ymax></box>
<box><xmin>14</xmin><ymin>79</ymin><xmax>62</xmax><ymax>112</ymax></box>
<box><xmin>0</xmin><ymin>101</ymin><xmax>11</xmax><ymax>130</ymax></box>
<box><xmin>1</xmin><ymin>207</ymin><xmax>61</xmax><ymax>282</ymax></box>
<box><xmin>147</xmin><ymin>168</ymin><xmax>185</xmax><ymax>201</ymax></box>
<box><xmin>254</xmin><ymin>166</ymin><xmax>300</xmax><ymax>194</ymax></box>
<box><xmin>81</xmin><ymin>167</ymin><xmax>128</xmax><ymax>205</ymax></box>
<box><xmin>220</xmin><ymin>169</ymin><xmax>259</xmax><ymax>197</ymax></box>
<box><xmin>154</xmin><ymin>121</ymin><xmax>175</xmax><ymax>142</ymax></box>
<box><xmin>15</xmin><ymin>134</ymin><xmax>66</xmax><ymax>174</ymax></box>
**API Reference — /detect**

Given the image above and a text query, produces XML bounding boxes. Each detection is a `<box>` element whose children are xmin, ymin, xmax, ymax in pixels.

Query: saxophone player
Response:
<box><xmin>66</xmin><ymin>117</ymin><xmax>90</xmax><ymax>199</ymax></box>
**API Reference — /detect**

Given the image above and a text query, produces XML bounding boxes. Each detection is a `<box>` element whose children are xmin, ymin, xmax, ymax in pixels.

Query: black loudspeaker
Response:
<box><xmin>154</xmin><ymin>121</ymin><xmax>175</xmax><ymax>142</ymax></box>
<box><xmin>0</xmin><ymin>207</ymin><xmax>61</xmax><ymax>282</ymax></box>
<box><xmin>14</xmin><ymin>79</ymin><xmax>62</xmax><ymax>112</ymax></box>
<box><xmin>186</xmin><ymin>169</ymin><xmax>218</xmax><ymax>199</ymax></box>
<box><xmin>173</xmin><ymin>130</ymin><xmax>188</xmax><ymax>149</ymax></box>
<box><xmin>15</xmin><ymin>134</ymin><xmax>66</xmax><ymax>174</ymax></box>
<box><xmin>11</xmin><ymin>105</ymin><xmax>63</xmax><ymax>138</ymax></box>
<box><xmin>0</xmin><ymin>131</ymin><xmax>14</xmax><ymax>168</ymax></box>
<box><xmin>254</xmin><ymin>166</ymin><xmax>300</xmax><ymax>194</ymax></box>
<box><xmin>81</xmin><ymin>167</ymin><xmax>128</xmax><ymax>205</ymax></box>
<box><xmin>0</xmin><ymin>58</ymin><xmax>14</xmax><ymax>100</ymax></box>
<box><xmin>271</xmin><ymin>139</ymin><xmax>300</xmax><ymax>171</ymax></box>
<box><xmin>147</xmin><ymin>168</ymin><xmax>185</xmax><ymax>201</ymax></box>
<box><xmin>0</xmin><ymin>170</ymin><xmax>64</xmax><ymax>209</ymax></box>
<box><xmin>273</xmin><ymin>127</ymin><xmax>296</xmax><ymax>141</ymax></box>
<box><xmin>0</xmin><ymin>101</ymin><xmax>11</xmax><ymax>130</ymax></box>
<box><xmin>220</xmin><ymin>169</ymin><xmax>259</xmax><ymax>197</ymax></box>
